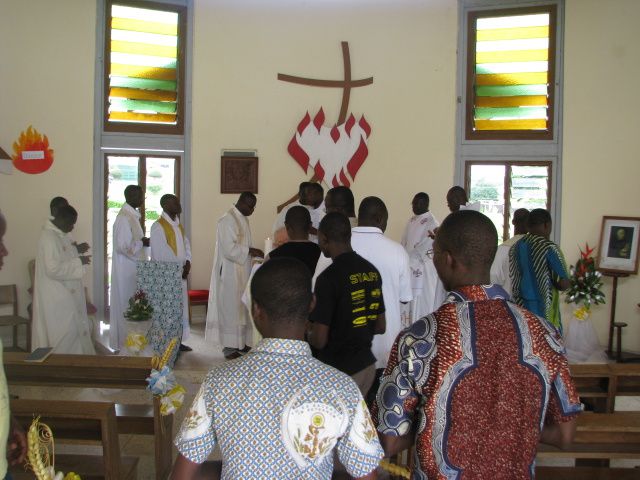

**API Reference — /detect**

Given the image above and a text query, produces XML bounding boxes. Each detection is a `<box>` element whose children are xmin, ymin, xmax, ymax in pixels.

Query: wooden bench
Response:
<box><xmin>381</xmin><ymin>412</ymin><xmax>640</xmax><ymax>479</ymax></box>
<box><xmin>610</xmin><ymin>363</ymin><xmax>640</xmax><ymax>402</ymax></box>
<box><xmin>4</xmin><ymin>352</ymin><xmax>173</xmax><ymax>480</ymax></box>
<box><xmin>538</xmin><ymin>412</ymin><xmax>640</xmax><ymax>458</ymax></box>
<box><xmin>570</xmin><ymin>363</ymin><xmax>640</xmax><ymax>413</ymax></box>
<box><xmin>570</xmin><ymin>364</ymin><xmax>615</xmax><ymax>413</ymax></box>
<box><xmin>9</xmin><ymin>399</ymin><xmax>138</xmax><ymax>480</ymax></box>
<box><xmin>536</xmin><ymin>466</ymin><xmax>640</xmax><ymax>479</ymax></box>
<box><xmin>535</xmin><ymin>412</ymin><xmax>640</xmax><ymax>478</ymax></box>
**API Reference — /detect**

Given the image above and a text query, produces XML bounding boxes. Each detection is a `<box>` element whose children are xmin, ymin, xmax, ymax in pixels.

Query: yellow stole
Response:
<box><xmin>158</xmin><ymin>216</ymin><xmax>185</xmax><ymax>256</ymax></box>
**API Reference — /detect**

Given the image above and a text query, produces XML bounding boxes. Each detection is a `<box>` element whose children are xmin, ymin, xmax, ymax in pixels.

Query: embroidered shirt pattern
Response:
<box><xmin>373</xmin><ymin>285</ymin><xmax>581</xmax><ymax>480</ymax></box>
<box><xmin>175</xmin><ymin>338</ymin><xmax>383</xmax><ymax>479</ymax></box>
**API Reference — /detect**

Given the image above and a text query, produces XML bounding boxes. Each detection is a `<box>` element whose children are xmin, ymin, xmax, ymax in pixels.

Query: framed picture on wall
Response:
<box><xmin>220</xmin><ymin>156</ymin><xmax>258</xmax><ymax>194</ymax></box>
<box><xmin>597</xmin><ymin>216</ymin><xmax>640</xmax><ymax>275</ymax></box>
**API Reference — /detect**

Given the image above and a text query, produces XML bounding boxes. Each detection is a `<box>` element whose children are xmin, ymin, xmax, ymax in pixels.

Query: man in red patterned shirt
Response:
<box><xmin>373</xmin><ymin>210</ymin><xmax>581</xmax><ymax>479</ymax></box>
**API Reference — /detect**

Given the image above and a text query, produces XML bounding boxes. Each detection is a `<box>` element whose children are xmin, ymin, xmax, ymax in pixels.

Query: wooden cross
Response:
<box><xmin>278</xmin><ymin>41</ymin><xmax>373</xmax><ymax>125</ymax></box>
<box><xmin>276</xmin><ymin>42</ymin><xmax>373</xmax><ymax>212</ymax></box>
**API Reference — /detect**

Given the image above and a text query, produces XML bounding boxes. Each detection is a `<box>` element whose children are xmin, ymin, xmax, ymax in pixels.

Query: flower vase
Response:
<box><xmin>564</xmin><ymin>309</ymin><xmax>607</xmax><ymax>363</ymax></box>
<box><xmin>124</xmin><ymin>319</ymin><xmax>152</xmax><ymax>356</ymax></box>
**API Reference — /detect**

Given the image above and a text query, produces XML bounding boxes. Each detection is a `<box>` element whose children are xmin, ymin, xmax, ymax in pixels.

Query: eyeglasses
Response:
<box><xmin>426</xmin><ymin>249</ymin><xmax>434</xmax><ymax>259</ymax></box>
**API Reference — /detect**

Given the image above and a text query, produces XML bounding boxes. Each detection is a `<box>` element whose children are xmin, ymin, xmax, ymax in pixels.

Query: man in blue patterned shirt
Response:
<box><xmin>171</xmin><ymin>257</ymin><xmax>384</xmax><ymax>479</ymax></box>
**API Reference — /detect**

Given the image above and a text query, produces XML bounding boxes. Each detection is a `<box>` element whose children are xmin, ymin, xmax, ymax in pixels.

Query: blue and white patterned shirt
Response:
<box><xmin>175</xmin><ymin>338</ymin><xmax>384</xmax><ymax>479</ymax></box>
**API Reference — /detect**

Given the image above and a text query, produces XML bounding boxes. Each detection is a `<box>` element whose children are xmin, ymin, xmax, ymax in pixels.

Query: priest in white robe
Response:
<box><xmin>150</xmin><ymin>194</ymin><xmax>191</xmax><ymax>349</ymax></box>
<box><xmin>206</xmin><ymin>192</ymin><xmax>263</xmax><ymax>359</ymax></box>
<box><xmin>32</xmin><ymin>205</ymin><xmax>95</xmax><ymax>354</ymax></box>
<box><xmin>109</xmin><ymin>185</ymin><xmax>149</xmax><ymax>351</ymax></box>
<box><xmin>401</xmin><ymin>192</ymin><xmax>445</xmax><ymax>320</ymax></box>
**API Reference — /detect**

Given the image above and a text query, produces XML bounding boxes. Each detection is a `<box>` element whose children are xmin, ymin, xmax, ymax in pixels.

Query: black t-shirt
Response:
<box><xmin>310</xmin><ymin>251</ymin><xmax>385</xmax><ymax>375</ymax></box>
<box><xmin>269</xmin><ymin>241</ymin><xmax>321</xmax><ymax>274</ymax></box>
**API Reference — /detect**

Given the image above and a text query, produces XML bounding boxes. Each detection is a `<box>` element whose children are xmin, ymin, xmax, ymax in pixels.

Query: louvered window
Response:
<box><xmin>105</xmin><ymin>2</ymin><xmax>185</xmax><ymax>134</ymax></box>
<box><xmin>466</xmin><ymin>6</ymin><xmax>556</xmax><ymax>140</ymax></box>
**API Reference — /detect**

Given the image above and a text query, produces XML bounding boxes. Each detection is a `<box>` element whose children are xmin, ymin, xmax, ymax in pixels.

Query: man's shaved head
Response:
<box><xmin>446</xmin><ymin>186</ymin><xmax>468</xmax><ymax>212</ymax></box>
<box><xmin>325</xmin><ymin>186</ymin><xmax>355</xmax><ymax>217</ymax></box>
<box><xmin>285</xmin><ymin>205</ymin><xmax>312</xmax><ymax>232</ymax></box>
<box><xmin>436</xmin><ymin>210</ymin><xmax>498</xmax><ymax>270</ymax></box>
<box><xmin>251</xmin><ymin>257</ymin><xmax>312</xmax><ymax>326</ymax></box>
<box><xmin>358</xmin><ymin>196</ymin><xmax>388</xmax><ymax>231</ymax></box>
<box><xmin>527</xmin><ymin>208</ymin><xmax>552</xmax><ymax>227</ymax></box>
<box><xmin>319</xmin><ymin>212</ymin><xmax>351</xmax><ymax>244</ymax></box>
<box><xmin>512</xmin><ymin>208</ymin><xmax>530</xmax><ymax>235</ymax></box>
<box><xmin>50</xmin><ymin>196</ymin><xmax>69</xmax><ymax>217</ymax></box>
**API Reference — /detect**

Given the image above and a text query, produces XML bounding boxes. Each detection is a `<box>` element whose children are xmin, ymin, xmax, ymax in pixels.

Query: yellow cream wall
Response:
<box><xmin>1</xmin><ymin>0</ymin><xmax>639</xmax><ymax>353</ymax></box>
<box><xmin>0</xmin><ymin>1</ymin><xmax>97</xmax><ymax>303</ymax></box>
<box><xmin>560</xmin><ymin>0</ymin><xmax>640</xmax><ymax>353</ymax></box>
<box><xmin>189</xmin><ymin>0</ymin><xmax>458</xmax><ymax>292</ymax></box>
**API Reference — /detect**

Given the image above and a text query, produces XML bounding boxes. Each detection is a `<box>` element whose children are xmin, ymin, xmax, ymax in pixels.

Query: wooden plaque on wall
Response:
<box><xmin>221</xmin><ymin>156</ymin><xmax>258</xmax><ymax>194</ymax></box>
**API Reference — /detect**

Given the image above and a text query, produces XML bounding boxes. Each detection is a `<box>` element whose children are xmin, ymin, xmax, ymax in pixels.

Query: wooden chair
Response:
<box><xmin>0</xmin><ymin>284</ymin><xmax>31</xmax><ymax>351</ymax></box>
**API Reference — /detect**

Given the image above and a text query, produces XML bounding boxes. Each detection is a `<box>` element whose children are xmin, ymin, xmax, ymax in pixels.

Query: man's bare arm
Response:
<box><xmin>355</xmin><ymin>470</ymin><xmax>377</xmax><ymax>479</ymax></box>
<box><xmin>374</xmin><ymin>312</ymin><xmax>386</xmax><ymax>335</ymax></box>
<box><xmin>540</xmin><ymin>417</ymin><xmax>577</xmax><ymax>449</ymax></box>
<box><xmin>170</xmin><ymin>454</ymin><xmax>200</xmax><ymax>480</ymax></box>
<box><xmin>379</xmin><ymin>432</ymin><xmax>414</xmax><ymax>458</ymax></box>
<box><xmin>308</xmin><ymin>322</ymin><xmax>329</xmax><ymax>350</ymax></box>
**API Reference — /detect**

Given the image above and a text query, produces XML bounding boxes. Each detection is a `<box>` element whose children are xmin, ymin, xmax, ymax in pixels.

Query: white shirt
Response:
<box><xmin>110</xmin><ymin>203</ymin><xmax>146</xmax><ymax>350</ymax></box>
<box><xmin>459</xmin><ymin>201</ymin><xmax>481</xmax><ymax>212</ymax></box>
<box><xmin>309</xmin><ymin>202</ymin><xmax>325</xmax><ymax>241</ymax></box>
<box><xmin>401</xmin><ymin>211</ymin><xmax>439</xmax><ymax>253</ymax></box>
<box><xmin>490</xmin><ymin>234</ymin><xmax>524</xmax><ymax>296</ymax></box>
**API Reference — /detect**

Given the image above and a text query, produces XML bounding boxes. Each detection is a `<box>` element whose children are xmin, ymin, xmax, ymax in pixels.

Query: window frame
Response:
<box><xmin>103</xmin><ymin>0</ymin><xmax>187</xmax><ymax>135</ymax></box>
<box><xmin>464</xmin><ymin>159</ymin><xmax>552</xmax><ymax>242</ymax></box>
<box><xmin>455</xmin><ymin>0</ymin><xmax>564</xmax><ymax>244</ymax></box>
<box><xmin>102</xmin><ymin>152</ymin><xmax>181</xmax><ymax>310</ymax></box>
<box><xmin>93</xmin><ymin>0</ymin><xmax>192</xmax><ymax>319</ymax></box>
<box><xmin>465</xmin><ymin>4</ymin><xmax>558</xmax><ymax>141</ymax></box>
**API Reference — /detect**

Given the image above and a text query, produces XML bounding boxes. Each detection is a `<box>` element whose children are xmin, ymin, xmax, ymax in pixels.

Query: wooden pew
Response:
<box><xmin>610</xmin><ymin>363</ymin><xmax>640</xmax><ymax>407</ymax></box>
<box><xmin>536</xmin><ymin>412</ymin><xmax>640</xmax><ymax>478</ymax></box>
<box><xmin>3</xmin><ymin>352</ymin><xmax>173</xmax><ymax>480</ymax></box>
<box><xmin>9</xmin><ymin>399</ymin><xmax>138</xmax><ymax>480</ymax></box>
<box><xmin>569</xmin><ymin>364</ymin><xmax>615</xmax><ymax>413</ymax></box>
<box><xmin>536</xmin><ymin>466</ymin><xmax>640</xmax><ymax>479</ymax></box>
<box><xmin>569</xmin><ymin>363</ymin><xmax>640</xmax><ymax>413</ymax></box>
